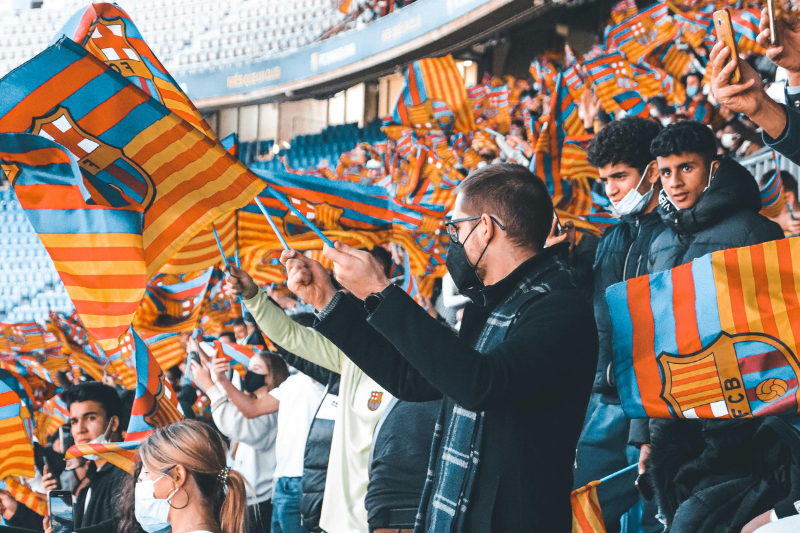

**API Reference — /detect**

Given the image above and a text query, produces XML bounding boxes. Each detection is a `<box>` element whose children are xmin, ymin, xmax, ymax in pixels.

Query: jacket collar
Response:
<box><xmin>477</xmin><ymin>241</ymin><xmax>570</xmax><ymax>308</ymax></box>
<box><xmin>657</xmin><ymin>157</ymin><xmax>762</xmax><ymax>236</ymax></box>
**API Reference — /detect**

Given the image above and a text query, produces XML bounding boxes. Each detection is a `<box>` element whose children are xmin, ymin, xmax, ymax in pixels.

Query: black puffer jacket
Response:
<box><xmin>592</xmin><ymin>209</ymin><xmax>666</xmax><ymax>399</ymax></box>
<box><xmin>629</xmin><ymin>157</ymin><xmax>784</xmax><ymax>447</ymax></box>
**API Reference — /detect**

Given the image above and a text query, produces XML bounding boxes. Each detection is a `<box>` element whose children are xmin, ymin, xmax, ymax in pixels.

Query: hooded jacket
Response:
<box><xmin>592</xmin><ymin>209</ymin><xmax>666</xmax><ymax>399</ymax></box>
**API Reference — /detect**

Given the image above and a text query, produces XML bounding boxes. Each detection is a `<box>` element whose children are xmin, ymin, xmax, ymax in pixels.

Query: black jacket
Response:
<box><xmin>315</xmin><ymin>244</ymin><xmax>598</xmax><ymax>532</ymax></box>
<box><xmin>628</xmin><ymin>158</ymin><xmax>785</xmax><ymax>447</ymax></box>
<box><xmin>275</xmin><ymin>345</ymin><xmax>339</xmax><ymax>533</ymax></box>
<box><xmin>6</xmin><ymin>503</ymin><xmax>43</xmax><ymax>533</ymax></box>
<box><xmin>592</xmin><ymin>209</ymin><xmax>666</xmax><ymax>399</ymax></box>
<box><xmin>74</xmin><ymin>462</ymin><xmax>130</xmax><ymax>529</ymax></box>
<box><xmin>763</xmin><ymin>89</ymin><xmax>800</xmax><ymax>166</ymax></box>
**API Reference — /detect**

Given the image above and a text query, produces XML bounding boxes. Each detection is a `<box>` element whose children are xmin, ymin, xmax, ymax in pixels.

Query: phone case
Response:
<box><xmin>713</xmin><ymin>9</ymin><xmax>742</xmax><ymax>84</ymax></box>
<box><xmin>767</xmin><ymin>0</ymin><xmax>779</xmax><ymax>45</ymax></box>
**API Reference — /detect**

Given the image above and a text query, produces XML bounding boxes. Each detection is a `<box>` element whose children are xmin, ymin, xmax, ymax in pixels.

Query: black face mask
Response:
<box><xmin>243</xmin><ymin>370</ymin><xmax>266</xmax><ymax>393</ymax></box>
<box><xmin>445</xmin><ymin>221</ymin><xmax>490</xmax><ymax>295</ymax></box>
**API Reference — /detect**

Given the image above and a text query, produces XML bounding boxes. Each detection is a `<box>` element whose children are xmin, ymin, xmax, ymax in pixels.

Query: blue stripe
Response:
<box><xmin>0</xmin><ymin>44</ymin><xmax>80</xmax><ymax>119</ymax></box>
<box><xmin>24</xmin><ymin>208</ymin><xmax>143</xmax><ymax>234</ymax></box>
<box><xmin>0</xmin><ymin>403</ymin><xmax>22</xmax><ymax>420</ymax></box>
<box><xmin>144</xmin><ymin>332</ymin><xmax>177</xmax><ymax>344</ymax></box>
<box><xmin>61</xmin><ymin>72</ymin><xmax>127</xmax><ymax>122</ymax></box>
<box><xmin>107</xmin><ymin>158</ymin><xmax>148</xmax><ymax>203</ymax></box>
<box><xmin>157</xmin><ymin>270</ymin><xmax>212</xmax><ymax>294</ymax></box>
<box><xmin>742</xmin><ymin>366</ymin><xmax>797</xmax><ymax>388</ymax></box>
<box><xmin>750</xmin><ymin>386</ymin><xmax>798</xmax><ymax>415</ymax></box>
<box><xmin>649</xmin><ymin>269</ymin><xmax>678</xmax><ymax>357</ymax></box>
<box><xmin>606</xmin><ymin>281</ymin><xmax>647</xmax><ymax>418</ymax></box>
<box><xmin>734</xmin><ymin>340</ymin><xmax>777</xmax><ymax>358</ymax></box>
<box><xmin>692</xmin><ymin>255</ymin><xmax>722</xmax><ymax>347</ymax></box>
<box><xmin>97</xmin><ymin>100</ymin><xmax>167</xmax><ymax>148</ymax></box>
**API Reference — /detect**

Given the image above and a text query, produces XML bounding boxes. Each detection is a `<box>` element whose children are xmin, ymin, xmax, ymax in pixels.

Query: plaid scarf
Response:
<box><xmin>415</xmin><ymin>259</ymin><xmax>567</xmax><ymax>533</ymax></box>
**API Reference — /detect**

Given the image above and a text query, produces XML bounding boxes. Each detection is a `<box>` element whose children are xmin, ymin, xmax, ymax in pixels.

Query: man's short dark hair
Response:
<box><xmin>586</xmin><ymin>117</ymin><xmax>661</xmax><ymax>174</ymax></box>
<box><xmin>232</xmin><ymin>317</ymin><xmax>245</xmax><ymax>327</ymax></box>
<box><xmin>62</xmin><ymin>382</ymin><xmax>122</xmax><ymax>420</ymax></box>
<box><xmin>457</xmin><ymin>163</ymin><xmax>553</xmax><ymax>251</ymax></box>
<box><xmin>650</xmin><ymin>121</ymin><xmax>718</xmax><ymax>165</ymax></box>
<box><xmin>219</xmin><ymin>331</ymin><xmax>236</xmax><ymax>343</ymax></box>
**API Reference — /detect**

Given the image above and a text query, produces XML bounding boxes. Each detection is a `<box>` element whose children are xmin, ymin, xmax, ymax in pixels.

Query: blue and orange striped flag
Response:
<box><xmin>0</xmin><ymin>369</ymin><xmax>35</xmax><ymax>480</ymax></box>
<box><xmin>125</xmin><ymin>329</ymin><xmax>183</xmax><ymax>442</ymax></box>
<box><xmin>572</xmin><ymin>465</ymin><xmax>638</xmax><ymax>533</ymax></box>
<box><xmin>613</xmin><ymin>91</ymin><xmax>649</xmax><ymax>118</ymax></box>
<box><xmin>221</xmin><ymin>133</ymin><xmax>239</xmax><ymax>158</ymax></box>
<box><xmin>760</xmin><ymin>166</ymin><xmax>785</xmax><ymax>219</ymax></box>
<box><xmin>199</xmin><ymin>269</ymin><xmax>243</xmax><ymax>336</ymax></box>
<box><xmin>730</xmin><ymin>8</ymin><xmax>766</xmax><ymax>55</ymax></box>
<box><xmin>134</xmin><ymin>269</ymin><xmax>213</xmax><ymax>334</ymax></box>
<box><xmin>610</xmin><ymin>0</ymin><xmax>638</xmax><ymax>24</ymax></box>
<box><xmin>0</xmin><ymin>39</ymin><xmax>264</xmax><ymax>349</ymax></box>
<box><xmin>141</xmin><ymin>331</ymin><xmax>186</xmax><ymax>371</ymax></box>
<box><xmin>105</xmin><ymin>331</ymin><xmax>137</xmax><ymax>390</ymax></box>
<box><xmin>607</xmin><ymin>237</ymin><xmax>800</xmax><ymax>420</ymax></box>
<box><xmin>216</xmin><ymin>341</ymin><xmax>260</xmax><ymax>367</ymax></box>
<box><xmin>66</xmin><ymin>441</ymin><xmax>140</xmax><ymax>474</ymax></box>
<box><xmin>0</xmin><ymin>477</ymin><xmax>46</xmax><ymax>517</ymax></box>
<box><xmin>389</xmin><ymin>55</ymin><xmax>477</xmax><ymax>135</ymax></box>
<box><xmin>604</xmin><ymin>1</ymin><xmax>678</xmax><ymax>63</ymax></box>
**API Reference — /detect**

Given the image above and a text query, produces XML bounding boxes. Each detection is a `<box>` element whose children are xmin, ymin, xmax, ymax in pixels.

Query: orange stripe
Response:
<box><xmin>60</xmin><ymin>272</ymin><xmax>145</xmax><ymax>289</ymax></box>
<box><xmin>671</xmin><ymin>359</ymin><xmax>716</xmax><ymax>375</ymax></box>
<box><xmin>0</xmin><ymin>55</ymin><xmax>106</xmax><ymax>132</ymax></box>
<box><xmin>78</xmin><ymin>83</ymin><xmax>149</xmax><ymax>138</ymax></box>
<box><xmin>778</xmin><ymin>240</ymin><xmax>800</xmax><ymax>353</ymax></box>
<box><xmin>672</xmin><ymin>371</ymin><xmax>719</xmax><ymax>388</ymax></box>
<box><xmin>627</xmin><ymin>275</ymin><xmax>665</xmax><ymax>416</ymax></box>
<box><xmin>133</xmin><ymin>122</ymin><xmax>188</xmax><ymax>164</ymax></box>
<box><xmin>71</xmin><ymin>299</ymin><xmax>141</xmax><ymax>315</ymax></box>
<box><xmin>672</xmin><ymin>263</ymin><xmax>702</xmax><ymax>353</ymax></box>
<box><xmin>672</xmin><ymin>382</ymin><xmax>724</xmax><ymax>398</ymax></box>
<box><xmin>47</xmin><ymin>246</ymin><xmax>143</xmax><ymax>261</ymax></box>
<box><xmin>692</xmin><ymin>403</ymin><xmax>717</xmax><ymax>418</ymax></box>
<box><xmin>750</xmin><ymin>244</ymin><xmax>780</xmax><ymax>337</ymax></box>
<box><xmin>0</xmin><ymin>147</ymin><xmax>71</xmax><ymax>166</ymax></box>
<box><xmin>724</xmin><ymin>248</ymin><xmax>749</xmax><ymax>334</ymax></box>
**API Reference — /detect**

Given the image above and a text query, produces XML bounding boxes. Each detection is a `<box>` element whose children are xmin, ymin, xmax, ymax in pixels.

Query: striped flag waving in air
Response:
<box><xmin>607</xmin><ymin>237</ymin><xmax>800</xmax><ymax>421</ymax></box>
<box><xmin>0</xmin><ymin>38</ymin><xmax>264</xmax><ymax>350</ymax></box>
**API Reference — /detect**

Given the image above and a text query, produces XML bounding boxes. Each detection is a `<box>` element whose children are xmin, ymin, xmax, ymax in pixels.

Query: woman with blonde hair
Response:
<box><xmin>134</xmin><ymin>420</ymin><xmax>249</xmax><ymax>533</ymax></box>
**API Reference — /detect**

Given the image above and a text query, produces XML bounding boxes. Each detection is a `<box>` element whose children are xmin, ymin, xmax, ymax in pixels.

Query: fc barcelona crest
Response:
<box><xmin>367</xmin><ymin>391</ymin><xmax>383</xmax><ymax>411</ymax></box>
<box><xmin>31</xmin><ymin>107</ymin><xmax>154</xmax><ymax>209</ymax></box>
<box><xmin>658</xmin><ymin>332</ymin><xmax>800</xmax><ymax>419</ymax></box>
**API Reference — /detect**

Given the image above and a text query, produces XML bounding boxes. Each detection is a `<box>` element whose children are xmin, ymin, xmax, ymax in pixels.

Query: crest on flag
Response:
<box><xmin>84</xmin><ymin>18</ymin><xmax>160</xmax><ymax>101</ymax></box>
<box><xmin>658</xmin><ymin>332</ymin><xmax>800</xmax><ymax>419</ymax></box>
<box><xmin>31</xmin><ymin>107</ymin><xmax>153</xmax><ymax>209</ymax></box>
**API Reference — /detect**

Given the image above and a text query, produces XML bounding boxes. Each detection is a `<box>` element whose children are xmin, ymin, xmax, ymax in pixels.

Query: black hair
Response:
<box><xmin>783</xmin><ymin>171</ymin><xmax>798</xmax><ymax>197</ymax></box>
<box><xmin>457</xmin><ymin>163</ymin><xmax>553</xmax><ymax>251</ymax></box>
<box><xmin>586</xmin><ymin>117</ymin><xmax>661</xmax><ymax>175</ymax></box>
<box><xmin>650</xmin><ymin>120</ymin><xmax>718</xmax><ymax>165</ymax></box>
<box><xmin>257</xmin><ymin>351</ymin><xmax>290</xmax><ymax>389</ymax></box>
<box><xmin>219</xmin><ymin>331</ymin><xmax>236</xmax><ymax>343</ymax></box>
<box><xmin>62</xmin><ymin>381</ymin><xmax>123</xmax><ymax>421</ymax></box>
<box><xmin>681</xmin><ymin>71</ymin><xmax>703</xmax><ymax>86</ymax></box>
<box><xmin>368</xmin><ymin>246</ymin><xmax>393</xmax><ymax>277</ymax></box>
<box><xmin>231</xmin><ymin>317</ymin><xmax>245</xmax><ymax>327</ymax></box>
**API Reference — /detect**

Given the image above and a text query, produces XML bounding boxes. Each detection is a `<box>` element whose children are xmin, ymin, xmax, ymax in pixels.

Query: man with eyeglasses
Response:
<box><xmin>278</xmin><ymin>163</ymin><xmax>598</xmax><ymax>532</ymax></box>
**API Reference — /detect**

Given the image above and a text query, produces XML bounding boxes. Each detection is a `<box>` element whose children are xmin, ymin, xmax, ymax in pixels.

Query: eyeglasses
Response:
<box><xmin>445</xmin><ymin>215</ymin><xmax>505</xmax><ymax>243</ymax></box>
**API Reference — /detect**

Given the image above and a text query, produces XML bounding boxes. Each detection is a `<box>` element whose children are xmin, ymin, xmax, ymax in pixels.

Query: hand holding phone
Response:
<box><xmin>714</xmin><ymin>9</ymin><xmax>742</xmax><ymax>84</ymax></box>
<box><xmin>48</xmin><ymin>491</ymin><xmax>74</xmax><ymax>533</ymax></box>
<box><xmin>767</xmin><ymin>0</ymin><xmax>779</xmax><ymax>46</ymax></box>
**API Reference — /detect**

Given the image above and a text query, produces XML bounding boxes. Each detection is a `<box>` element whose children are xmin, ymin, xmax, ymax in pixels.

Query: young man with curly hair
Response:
<box><xmin>579</xmin><ymin>117</ymin><xmax>665</xmax><ymax>533</ymax></box>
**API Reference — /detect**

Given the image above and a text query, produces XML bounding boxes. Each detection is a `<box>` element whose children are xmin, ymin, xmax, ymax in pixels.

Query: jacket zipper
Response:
<box><xmin>622</xmin><ymin>218</ymin><xmax>640</xmax><ymax>280</ymax></box>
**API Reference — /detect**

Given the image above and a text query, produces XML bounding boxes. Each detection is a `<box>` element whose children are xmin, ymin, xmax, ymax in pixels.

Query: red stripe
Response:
<box><xmin>59</xmin><ymin>272</ymin><xmax>145</xmax><ymax>289</ymax></box>
<box><xmin>672</xmin><ymin>382</ymin><xmax>724</xmax><ymax>399</ymax></box>
<box><xmin>738</xmin><ymin>349</ymin><xmax>791</xmax><ymax>375</ymax></box>
<box><xmin>78</xmin><ymin>83</ymin><xmax>149</xmax><ymax>137</ymax></box>
<box><xmin>628</xmin><ymin>275</ymin><xmax>665</xmax><ymax>416</ymax></box>
<box><xmin>671</xmin><ymin>263</ymin><xmax>702</xmax><ymax>354</ymax></box>
<box><xmin>87</xmin><ymin>325</ymin><xmax>130</xmax><ymax>339</ymax></box>
<box><xmin>71</xmin><ymin>300</ymin><xmax>142</xmax><ymax>315</ymax></box>
<box><xmin>106</xmin><ymin>160</ymin><xmax>149</xmax><ymax>199</ymax></box>
<box><xmin>671</xmin><ymin>359</ymin><xmax>716</xmax><ymax>375</ymax></box>
<box><xmin>692</xmin><ymin>403</ymin><xmax>716</xmax><ymax>418</ymax></box>
<box><xmin>0</xmin><ymin>148</ymin><xmax>71</xmax><ymax>167</ymax></box>
<box><xmin>134</xmin><ymin>122</ymin><xmax>187</xmax><ymax>163</ymax></box>
<box><xmin>724</xmin><ymin>249</ymin><xmax>749</xmax><ymax>334</ymax></box>
<box><xmin>672</xmin><ymin>370</ymin><xmax>719</xmax><ymax>388</ymax></box>
<box><xmin>0</xmin><ymin>55</ymin><xmax>106</xmax><ymax>133</ymax></box>
<box><xmin>48</xmin><ymin>247</ymin><xmax>143</xmax><ymax>262</ymax></box>
<box><xmin>14</xmin><ymin>184</ymin><xmax>127</xmax><ymax>211</ymax></box>
<box><xmin>407</xmin><ymin>64</ymin><xmax>422</xmax><ymax>106</ymax></box>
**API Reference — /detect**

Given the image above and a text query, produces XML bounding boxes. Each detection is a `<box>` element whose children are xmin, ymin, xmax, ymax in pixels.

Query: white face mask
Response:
<box><xmin>135</xmin><ymin>476</ymin><xmax>176</xmax><ymax>533</ymax></box>
<box><xmin>660</xmin><ymin>117</ymin><xmax>671</xmax><ymax>127</ymax></box>
<box><xmin>82</xmin><ymin>433</ymin><xmax>108</xmax><ymax>461</ymax></box>
<box><xmin>720</xmin><ymin>133</ymin><xmax>736</xmax><ymax>149</ymax></box>
<box><xmin>611</xmin><ymin>167</ymin><xmax>654</xmax><ymax>216</ymax></box>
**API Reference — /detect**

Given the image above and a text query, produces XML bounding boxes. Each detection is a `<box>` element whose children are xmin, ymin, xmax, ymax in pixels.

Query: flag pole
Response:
<box><xmin>254</xmin><ymin>196</ymin><xmax>290</xmax><ymax>250</ymax></box>
<box><xmin>234</xmin><ymin>249</ymin><xmax>246</xmax><ymax>315</ymax></box>
<box><xmin>211</xmin><ymin>223</ymin><xmax>247</xmax><ymax>312</ymax></box>
<box><xmin>263</xmin><ymin>186</ymin><xmax>335</xmax><ymax>247</ymax></box>
<box><xmin>599</xmin><ymin>463</ymin><xmax>637</xmax><ymax>484</ymax></box>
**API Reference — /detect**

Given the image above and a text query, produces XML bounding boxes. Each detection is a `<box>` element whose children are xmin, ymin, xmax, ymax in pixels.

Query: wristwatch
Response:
<box><xmin>364</xmin><ymin>291</ymin><xmax>386</xmax><ymax>314</ymax></box>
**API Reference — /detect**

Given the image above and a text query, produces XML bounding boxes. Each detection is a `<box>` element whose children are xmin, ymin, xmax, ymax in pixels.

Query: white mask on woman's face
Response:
<box><xmin>135</xmin><ymin>475</ymin><xmax>177</xmax><ymax>533</ymax></box>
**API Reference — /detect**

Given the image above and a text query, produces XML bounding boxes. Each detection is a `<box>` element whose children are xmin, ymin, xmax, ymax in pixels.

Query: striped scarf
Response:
<box><xmin>415</xmin><ymin>262</ymin><xmax>564</xmax><ymax>532</ymax></box>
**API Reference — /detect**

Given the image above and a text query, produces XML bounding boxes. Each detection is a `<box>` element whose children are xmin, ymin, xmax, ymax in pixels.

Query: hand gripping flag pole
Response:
<box><xmin>253</xmin><ymin>196</ymin><xmax>290</xmax><ymax>250</ymax></box>
<box><xmin>234</xmin><ymin>249</ymin><xmax>246</xmax><ymax>315</ymax></box>
<box><xmin>212</xmin><ymin>222</ymin><xmax>247</xmax><ymax>313</ymax></box>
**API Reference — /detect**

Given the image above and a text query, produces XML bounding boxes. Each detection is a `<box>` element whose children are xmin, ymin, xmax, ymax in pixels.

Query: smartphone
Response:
<box><xmin>48</xmin><ymin>491</ymin><xmax>74</xmax><ymax>533</ymax></box>
<box><xmin>767</xmin><ymin>0</ymin><xmax>779</xmax><ymax>46</ymax></box>
<box><xmin>553</xmin><ymin>209</ymin><xmax>564</xmax><ymax>236</ymax></box>
<box><xmin>713</xmin><ymin>9</ymin><xmax>742</xmax><ymax>84</ymax></box>
<box><xmin>58</xmin><ymin>426</ymin><xmax>74</xmax><ymax>455</ymax></box>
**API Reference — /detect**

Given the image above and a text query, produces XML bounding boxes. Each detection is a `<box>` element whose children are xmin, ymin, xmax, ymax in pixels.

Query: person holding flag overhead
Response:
<box><xmin>278</xmin><ymin>163</ymin><xmax>598</xmax><ymax>532</ymax></box>
<box><xmin>579</xmin><ymin>116</ymin><xmax>665</xmax><ymax>533</ymax></box>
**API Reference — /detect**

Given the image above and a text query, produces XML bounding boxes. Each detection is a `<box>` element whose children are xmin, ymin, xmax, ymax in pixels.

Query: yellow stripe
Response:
<box><xmin>737</xmin><ymin>246</ymin><xmax>764</xmax><ymax>333</ymax></box>
<box><xmin>139</xmin><ymin>130</ymin><xmax>210</xmax><ymax>182</ymax></box>
<box><xmin>713</xmin><ymin>250</ymin><xmax>736</xmax><ymax>334</ymax></box>
<box><xmin>161</xmin><ymin>98</ymin><xmax>197</xmax><ymax>118</ymax></box>
<box><xmin>125</xmin><ymin>116</ymin><xmax>177</xmax><ymax>159</ymax></box>
<box><xmin>762</xmin><ymin>241</ymin><xmax>796</xmax><ymax>351</ymax></box>
<box><xmin>64</xmin><ymin>286</ymin><xmax>144</xmax><ymax>303</ymax></box>
<box><xmin>54</xmin><ymin>261</ymin><xmax>145</xmax><ymax>275</ymax></box>
<box><xmin>144</xmin><ymin>180</ymin><xmax>263</xmax><ymax>277</ymax></box>
<box><xmin>671</xmin><ymin>376</ymin><xmax>722</xmax><ymax>393</ymax></box>
<box><xmin>39</xmin><ymin>233</ymin><xmax>143</xmax><ymax>248</ymax></box>
<box><xmin>669</xmin><ymin>365</ymin><xmax>721</xmax><ymax>381</ymax></box>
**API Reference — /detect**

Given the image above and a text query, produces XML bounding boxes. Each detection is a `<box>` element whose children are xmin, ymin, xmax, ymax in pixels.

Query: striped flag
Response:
<box><xmin>607</xmin><ymin>237</ymin><xmax>800</xmax><ymax>420</ymax></box>
<box><xmin>0</xmin><ymin>370</ymin><xmax>35</xmax><ymax>480</ymax></box>
<box><xmin>760</xmin><ymin>167</ymin><xmax>785</xmax><ymax>219</ymax></box>
<box><xmin>572</xmin><ymin>465</ymin><xmax>638</xmax><ymax>533</ymax></box>
<box><xmin>141</xmin><ymin>331</ymin><xmax>186</xmax><ymax>371</ymax></box>
<box><xmin>0</xmin><ymin>477</ymin><xmax>46</xmax><ymax>517</ymax></box>
<box><xmin>105</xmin><ymin>331</ymin><xmax>137</xmax><ymax>390</ymax></box>
<box><xmin>221</xmin><ymin>133</ymin><xmax>239</xmax><ymax>157</ymax></box>
<box><xmin>401</xmin><ymin>248</ymin><xmax>421</xmax><ymax>298</ymax></box>
<box><xmin>66</xmin><ymin>441</ymin><xmax>140</xmax><ymax>474</ymax></box>
<box><xmin>42</xmin><ymin>394</ymin><xmax>70</xmax><ymax>436</ymax></box>
<box><xmin>125</xmin><ymin>329</ymin><xmax>183</xmax><ymax>442</ymax></box>
<box><xmin>389</xmin><ymin>55</ymin><xmax>477</xmax><ymax>135</ymax></box>
<box><xmin>0</xmin><ymin>39</ymin><xmax>264</xmax><ymax>349</ymax></box>
<box><xmin>610</xmin><ymin>0</ymin><xmax>638</xmax><ymax>23</ymax></box>
<box><xmin>604</xmin><ymin>2</ymin><xmax>678</xmax><ymax>63</ymax></box>
<box><xmin>134</xmin><ymin>269</ymin><xmax>213</xmax><ymax>334</ymax></box>
<box><xmin>613</xmin><ymin>91</ymin><xmax>649</xmax><ymax>118</ymax></box>
<box><xmin>216</xmin><ymin>341</ymin><xmax>259</xmax><ymax>367</ymax></box>
<box><xmin>198</xmin><ymin>269</ymin><xmax>242</xmax><ymax>336</ymax></box>
<box><xmin>730</xmin><ymin>8</ymin><xmax>766</xmax><ymax>55</ymax></box>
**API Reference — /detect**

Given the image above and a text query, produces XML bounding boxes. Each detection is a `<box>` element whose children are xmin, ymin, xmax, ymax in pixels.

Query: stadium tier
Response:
<box><xmin>0</xmin><ymin>0</ymin><xmax>350</xmax><ymax>78</ymax></box>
